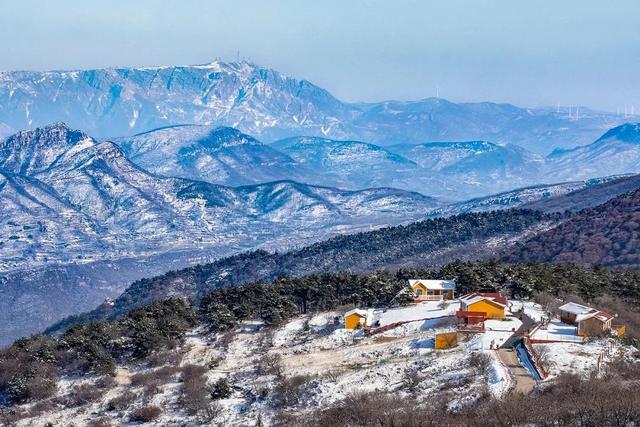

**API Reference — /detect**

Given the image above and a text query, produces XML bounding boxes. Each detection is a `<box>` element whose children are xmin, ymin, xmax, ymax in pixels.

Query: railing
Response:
<box><xmin>518</xmin><ymin>339</ymin><xmax>548</xmax><ymax>380</ymax></box>
<box><xmin>417</xmin><ymin>295</ymin><xmax>444</xmax><ymax>301</ymax></box>
<box><xmin>528</xmin><ymin>330</ymin><xmax>584</xmax><ymax>343</ymax></box>
<box><xmin>457</xmin><ymin>323</ymin><xmax>485</xmax><ymax>333</ymax></box>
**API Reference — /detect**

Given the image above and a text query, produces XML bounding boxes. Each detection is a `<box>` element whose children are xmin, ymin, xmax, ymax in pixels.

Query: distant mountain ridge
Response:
<box><xmin>103</xmin><ymin>121</ymin><xmax>640</xmax><ymax>200</ymax></box>
<box><xmin>0</xmin><ymin>61</ymin><xmax>626</xmax><ymax>153</ymax></box>
<box><xmin>0</xmin><ymin>123</ymin><xmax>441</xmax><ymax>273</ymax></box>
<box><xmin>0</xmin><ymin>123</ymin><xmax>444</xmax><ymax>344</ymax></box>
<box><xmin>546</xmin><ymin>123</ymin><xmax>640</xmax><ymax>181</ymax></box>
<box><xmin>114</xmin><ymin>125</ymin><xmax>322</xmax><ymax>186</ymax></box>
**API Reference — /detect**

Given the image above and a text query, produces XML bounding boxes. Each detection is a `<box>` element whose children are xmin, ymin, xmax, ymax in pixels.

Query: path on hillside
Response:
<box><xmin>502</xmin><ymin>311</ymin><xmax>536</xmax><ymax>348</ymax></box>
<box><xmin>497</xmin><ymin>348</ymin><xmax>536</xmax><ymax>394</ymax></box>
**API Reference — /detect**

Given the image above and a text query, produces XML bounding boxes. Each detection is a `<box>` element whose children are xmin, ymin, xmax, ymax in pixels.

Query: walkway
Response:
<box><xmin>502</xmin><ymin>311</ymin><xmax>536</xmax><ymax>348</ymax></box>
<box><xmin>497</xmin><ymin>348</ymin><xmax>537</xmax><ymax>394</ymax></box>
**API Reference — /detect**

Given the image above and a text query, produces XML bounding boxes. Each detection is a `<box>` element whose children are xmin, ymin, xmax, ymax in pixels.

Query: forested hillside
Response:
<box><xmin>48</xmin><ymin>209</ymin><xmax>552</xmax><ymax>332</ymax></box>
<box><xmin>5</xmin><ymin>261</ymin><xmax>640</xmax><ymax>413</ymax></box>
<box><xmin>506</xmin><ymin>188</ymin><xmax>640</xmax><ymax>268</ymax></box>
<box><xmin>522</xmin><ymin>173</ymin><xmax>640</xmax><ymax>213</ymax></box>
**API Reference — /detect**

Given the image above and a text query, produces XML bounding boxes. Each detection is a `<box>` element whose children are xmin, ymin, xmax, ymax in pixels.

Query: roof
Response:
<box><xmin>344</xmin><ymin>308</ymin><xmax>377</xmax><ymax>326</ymax></box>
<box><xmin>459</xmin><ymin>292</ymin><xmax>507</xmax><ymax>307</ymax></box>
<box><xmin>345</xmin><ymin>308</ymin><xmax>367</xmax><ymax>318</ymax></box>
<box><xmin>579</xmin><ymin>310</ymin><xmax>614</xmax><ymax>323</ymax></box>
<box><xmin>559</xmin><ymin>302</ymin><xmax>614</xmax><ymax>323</ymax></box>
<box><xmin>409</xmin><ymin>279</ymin><xmax>456</xmax><ymax>290</ymax></box>
<box><xmin>558</xmin><ymin>302</ymin><xmax>594</xmax><ymax>316</ymax></box>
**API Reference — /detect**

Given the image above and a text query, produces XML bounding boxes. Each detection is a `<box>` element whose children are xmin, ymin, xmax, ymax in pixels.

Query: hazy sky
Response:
<box><xmin>0</xmin><ymin>0</ymin><xmax>638</xmax><ymax>111</ymax></box>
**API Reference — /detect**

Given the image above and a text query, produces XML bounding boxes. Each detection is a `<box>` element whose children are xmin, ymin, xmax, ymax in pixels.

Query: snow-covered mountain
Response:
<box><xmin>429</xmin><ymin>175</ymin><xmax>629</xmax><ymax>218</ymax></box>
<box><xmin>0</xmin><ymin>123</ymin><xmax>440</xmax><ymax>272</ymax></box>
<box><xmin>271</xmin><ymin>136</ymin><xmax>418</xmax><ymax>189</ymax></box>
<box><xmin>114</xmin><ymin>125</ymin><xmax>322</xmax><ymax>186</ymax></box>
<box><xmin>112</xmin><ymin>122</ymin><xmax>640</xmax><ymax>201</ymax></box>
<box><xmin>272</xmin><ymin>138</ymin><xmax>546</xmax><ymax>198</ymax></box>
<box><xmin>546</xmin><ymin>123</ymin><xmax>640</xmax><ymax>181</ymax></box>
<box><xmin>0</xmin><ymin>61</ymin><xmax>625</xmax><ymax>153</ymax></box>
<box><xmin>387</xmin><ymin>141</ymin><xmax>545</xmax><ymax>198</ymax></box>
<box><xmin>0</xmin><ymin>62</ymin><xmax>354</xmax><ymax>142</ymax></box>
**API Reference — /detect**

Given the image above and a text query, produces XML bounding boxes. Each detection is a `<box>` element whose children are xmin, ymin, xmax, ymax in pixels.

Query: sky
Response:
<box><xmin>0</xmin><ymin>0</ymin><xmax>638</xmax><ymax>111</ymax></box>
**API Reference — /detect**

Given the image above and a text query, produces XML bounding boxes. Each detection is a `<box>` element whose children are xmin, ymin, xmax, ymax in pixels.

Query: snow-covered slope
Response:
<box><xmin>385</xmin><ymin>141</ymin><xmax>545</xmax><ymax>198</ymax></box>
<box><xmin>114</xmin><ymin>125</ymin><xmax>321</xmax><ymax>186</ymax></box>
<box><xmin>0</xmin><ymin>62</ymin><xmax>353</xmax><ymax>142</ymax></box>
<box><xmin>0</xmin><ymin>61</ymin><xmax>624</xmax><ymax>153</ymax></box>
<box><xmin>272</xmin><ymin>136</ymin><xmax>418</xmax><ymax>189</ymax></box>
<box><xmin>0</xmin><ymin>123</ymin><xmax>440</xmax><ymax>272</ymax></box>
<box><xmin>547</xmin><ymin>123</ymin><xmax>640</xmax><ymax>181</ymax></box>
<box><xmin>429</xmin><ymin>176</ymin><xmax>627</xmax><ymax>218</ymax></box>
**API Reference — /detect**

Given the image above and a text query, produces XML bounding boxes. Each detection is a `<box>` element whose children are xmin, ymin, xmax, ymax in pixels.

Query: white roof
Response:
<box><xmin>344</xmin><ymin>308</ymin><xmax>377</xmax><ymax>326</ymax></box>
<box><xmin>345</xmin><ymin>308</ymin><xmax>367</xmax><ymax>318</ymax></box>
<box><xmin>409</xmin><ymin>279</ymin><xmax>456</xmax><ymax>290</ymax></box>
<box><xmin>558</xmin><ymin>302</ymin><xmax>593</xmax><ymax>316</ymax></box>
<box><xmin>459</xmin><ymin>294</ymin><xmax>506</xmax><ymax>308</ymax></box>
<box><xmin>558</xmin><ymin>302</ymin><xmax>614</xmax><ymax>323</ymax></box>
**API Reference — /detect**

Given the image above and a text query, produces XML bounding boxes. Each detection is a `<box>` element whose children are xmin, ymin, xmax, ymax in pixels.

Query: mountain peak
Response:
<box><xmin>199</xmin><ymin>126</ymin><xmax>261</xmax><ymax>148</ymax></box>
<box><xmin>10</xmin><ymin>122</ymin><xmax>87</xmax><ymax>143</ymax></box>
<box><xmin>0</xmin><ymin>123</ymin><xmax>96</xmax><ymax>175</ymax></box>
<box><xmin>598</xmin><ymin>122</ymin><xmax>640</xmax><ymax>143</ymax></box>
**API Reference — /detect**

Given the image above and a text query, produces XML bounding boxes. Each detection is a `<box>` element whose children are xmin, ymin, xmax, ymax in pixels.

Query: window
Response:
<box><xmin>416</xmin><ymin>288</ymin><xmax>423</xmax><ymax>296</ymax></box>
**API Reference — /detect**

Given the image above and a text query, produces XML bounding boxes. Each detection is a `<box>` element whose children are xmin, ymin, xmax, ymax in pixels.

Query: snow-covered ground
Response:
<box><xmin>533</xmin><ymin>339</ymin><xmax>620</xmax><ymax>378</ymax></box>
<box><xmin>485</xmin><ymin>317</ymin><xmax>522</xmax><ymax>349</ymax></box>
<box><xmin>530</xmin><ymin>320</ymin><xmax>584</xmax><ymax>343</ymax></box>
<box><xmin>487</xmin><ymin>351</ymin><xmax>513</xmax><ymax>398</ymax></box>
<box><xmin>376</xmin><ymin>300</ymin><xmax>460</xmax><ymax>327</ymax></box>
<box><xmin>523</xmin><ymin>301</ymin><xmax>547</xmax><ymax>322</ymax></box>
<box><xmin>11</xmin><ymin>308</ymin><xmax>489</xmax><ymax>426</ymax></box>
<box><xmin>10</xmin><ymin>302</ymin><xmax>635</xmax><ymax>426</ymax></box>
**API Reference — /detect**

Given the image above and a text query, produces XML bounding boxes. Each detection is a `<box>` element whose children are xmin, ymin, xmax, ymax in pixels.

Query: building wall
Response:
<box><xmin>435</xmin><ymin>332</ymin><xmax>458</xmax><ymax>349</ymax></box>
<box><xmin>579</xmin><ymin>316</ymin><xmax>609</xmax><ymax>337</ymax></box>
<box><xmin>345</xmin><ymin>314</ymin><xmax>364</xmax><ymax>330</ymax></box>
<box><xmin>560</xmin><ymin>311</ymin><xmax>578</xmax><ymax>324</ymax></box>
<box><xmin>412</xmin><ymin>283</ymin><xmax>427</xmax><ymax>301</ymax></box>
<box><xmin>468</xmin><ymin>300</ymin><xmax>505</xmax><ymax>320</ymax></box>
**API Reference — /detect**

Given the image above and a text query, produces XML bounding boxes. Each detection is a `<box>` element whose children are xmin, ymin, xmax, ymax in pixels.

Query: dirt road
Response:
<box><xmin>497</xmin><ymin>348</ymin><xmax>536</xmax><ymax>394</ymax></box>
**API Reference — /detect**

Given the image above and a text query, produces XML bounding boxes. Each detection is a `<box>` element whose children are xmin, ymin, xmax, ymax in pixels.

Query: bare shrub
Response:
<box><xmin>94</xmin><ymin>375</ymin><xmax>117</xmax><ymax>390</ymax></box>
<box><xmin>59</xmin><ymin>383</ymin><xmax>105</xmax><ymax>407</ymax></box>
<box><xmin>300</xmin><ymin>392</ymin><xmax>435</xmax><ymax>427</ymax></box>
<box><xmin>25</xmin><ymin>399</ymin><xmax>56</xmax><ymax>418</ymax></box>
<box><xmin>180</xmin><ymin>364</ymin><xmax>218</xmax><ymax>420</ymax></box>
<box><xmin>255</xmin><ymin>353</ymin><xmax>283</xmax><ymax>378</ymax></box>
<box><xmin>143</xmin><ymin>349</ymin><xmax>184</xmax><ymax>368</ymax></box>
<box><xmin>260</xmin><ymin>327</ymin><xmax>276</xmax><ymax>349</ymax></box>
<box><xmin>532</xmin><ymin>344</ymin><xmax>553</xmax><ymax>368</ymax></box>
<box><xmin>402</xmin><ymin>366</ymin><xmax>423</xmax><ymax>392</ymax></box>
<box><xmin>207</xmin><ymin>356</ymin><xmax>223</xmax><ymax>369</ymax></box>
<box><xmin>129</xmin><ymin>405</ymin><xmax>162</xmax><ymax>422</ymax></box>
<box><xmin>533</xmin><ymin>291</ymin><xmax>559</xmax><ymax>313</ymax></box>
<box><xmin>468</xmin><ymin>351</ymin><xmax>491</xmax><ymax>375</ymax></box>
<box><xmin>130</xmin><ymin>365</ymin><xmax>179</xmax><ymax>397</ymax></box>
<box><xmin>271</xmin><ymin>374</ymin><xmax>314</xmax><ymax>408</ymax></box>
<box><xmin>106</xmin><ymin>390</ymin><xmax>138</xmax><ymax>412</ymax></box>
<box><xmin>87</xmin><ymin>417</ymin><xmax>112</xmax><ymax>427</ymax></box>
<box><xmin>218</xmin><ymin>330</ymin><xmax>236</xmax><ymax>352</ymax></box>
<box><xmin>130</xmin><ymin>365</ymin><xmax>179</xmax><ymax>387</ymax></box>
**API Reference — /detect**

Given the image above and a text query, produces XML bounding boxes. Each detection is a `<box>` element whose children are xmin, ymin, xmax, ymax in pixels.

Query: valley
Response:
<box><xmin>2</xmin><ymin>4</ymin><xmax>640</xmax><ymax>426</ymax></box>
